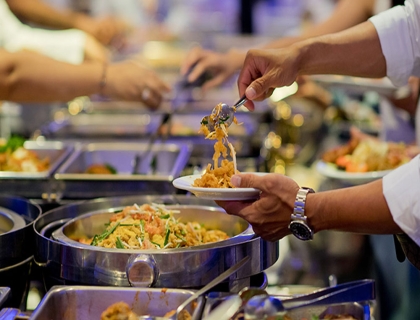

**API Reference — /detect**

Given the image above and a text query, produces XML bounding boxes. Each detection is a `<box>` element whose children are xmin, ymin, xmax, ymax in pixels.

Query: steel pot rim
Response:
<box><xmin>49</xmin><ymin>204</ymin><xmax>256</xmax><ymax>253</ymax></box>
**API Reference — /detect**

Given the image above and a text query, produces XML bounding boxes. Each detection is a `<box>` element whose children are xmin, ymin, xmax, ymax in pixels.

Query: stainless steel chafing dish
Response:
<box><xmin>34</xmin><ymin>195</ymin><xmax>278</xmax><ymax>292</ymax></box>
<box><xmin>0</xmin><ymin>140</ymin><xmax>73</xmax><ymax>198</ymax></box>
<box><xmin>30</xmin><ymin>286</ymin><xmax>204</xmax><ymax>320</ymax></box>
<box><xmin>53</xmin><ymin>141</ymin><xmax>192</xmax><ymax>198</ymax></box>
<box><xmin>0</xmin><ymin>196</ymin><xmax>41</xmax><ymax>308</ymax></box>
<box><xmin>40</xmin><ymin>112</ymin><xmax>162</xmax><ymax>139</ymax></box>
<box><xmin>0</xmin><ymin>140</ymin><xmax>73</xmax><ymax>180</ymax></box>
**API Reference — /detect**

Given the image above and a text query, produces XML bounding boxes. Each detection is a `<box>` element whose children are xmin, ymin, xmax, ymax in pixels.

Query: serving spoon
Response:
<box><xmin>138</xmin><ymin>256</ymin><xmax>250</xmax><ymax>320</ymax></box>
<box><xmin>244</xmin><ymin>279</ymin><xmax>375</xmax><ymax>318</ymax></box>
<box><xmin>201</xmin><ymin>95</ymin><xmax>248</xmax><ymax>132</ymax></box>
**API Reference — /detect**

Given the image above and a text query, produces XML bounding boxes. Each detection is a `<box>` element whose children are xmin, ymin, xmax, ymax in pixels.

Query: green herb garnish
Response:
<box><xmin>105</xmin><ymin>163</ymin><xmax>117</xmax><ymax>174</ymax></box>
<box><xmin>0</xmin><ymin>135</ymin><xmax>25</xmax><ymax>153</ymax></box>
<box><xmin>150</xmin><ymin>240</ymin><xmax>161</xmax><ymax>248</ymax></box>
<box><xmin>164</xmin><ymin>229</ymin><xmax>170</xmax><ymax>246</ymax></box>
<box><xmin>90</xmin><ymin>221</ymin><xmax>121</xmax><ymax>246</ymax></box>
<box><xmin>116</xmin><ymin>236</ymin><xmax>125</xmax><ymax>249</ymax></box>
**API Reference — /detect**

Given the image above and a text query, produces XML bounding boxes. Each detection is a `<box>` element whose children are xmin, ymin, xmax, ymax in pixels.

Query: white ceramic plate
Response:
<box><xmin>172</xmin><ymin>173</ymin><xmax>266</xmax><ymax>200</ymax></box>
<box><xmin>316</xmin><ymin>160</ymin><xmax>392</xmax><ymax>185</ymax></box>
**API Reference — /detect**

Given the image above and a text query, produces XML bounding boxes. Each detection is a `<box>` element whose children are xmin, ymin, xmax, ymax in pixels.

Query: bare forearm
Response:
<box><xmin>307</xmin><ymin>179</ymin><xmax>401</xmax><ymax>234</ymax></box>
<box><xmin>264</xmin><ymin>0</ymin><xmax>374</xmax><ymax>50</ymax></box>
<box><xmin>0</xmin><ymin>50</ymin><xmax>102</xmax><ymax>102</ymax></box>
<box><xmin>295</xmin><ymin>21</ymin><xmax>386</xmax><ymax>78</ymax></box>
<box><xmin>6</xmin><ymin>0</ymin><xmax>83</xmax><ymax>30</ymax></box>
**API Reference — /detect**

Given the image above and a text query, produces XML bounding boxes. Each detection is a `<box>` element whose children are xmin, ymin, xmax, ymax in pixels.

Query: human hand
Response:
<box><xmin>181</xmin><ymin>46</ymin><xmax>244</xmax><ymax>91</ymax></box>
<box><xmin>75</xmin><ymin>15</ymin><xmax>130</xmax><ymax>46</ymax></box>
<box><xmin>104</xmin><ymin>60</ymin><xmax>171</xmax><ymax>109</ymax></box>
<box><xmin>216</xmin><ymin>173</ymin><xmax>300</xmax><ymax>242</ymax></box>
<box><xmin>238</xmin><ymin>47</ymin><xmax>300</xmax><ymax>111</ymax></box>
<box><xmin>83</xmin><ymin>34</ymin><xmax>110</xmax><ymax>63</ymax></box>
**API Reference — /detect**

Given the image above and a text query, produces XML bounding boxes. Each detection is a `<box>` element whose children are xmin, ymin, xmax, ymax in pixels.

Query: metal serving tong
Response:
<box><xmin>201</xmin><ymin>94</ymin><xmax>248</xmax><ymax>132</ymax></box>
<box><xmin>133</xmin><ymin>66</ymin><xmax>211</xmax><ymax>174</ymax></box>
<box><xmin>138</xmin><ymin>256</ymin><xmax>250</xmax><ymax>320</ymax></box>
<box><xmin>244</xmin><ymin>279</ymin><xmax>375</xmax><ymax>317</ymax></box>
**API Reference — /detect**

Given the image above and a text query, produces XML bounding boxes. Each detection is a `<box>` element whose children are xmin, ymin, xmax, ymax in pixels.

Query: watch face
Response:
<box><xmin>289</xmin><ymin>221</ymin><xmax>313</xmax><ymax>241</ymax></box>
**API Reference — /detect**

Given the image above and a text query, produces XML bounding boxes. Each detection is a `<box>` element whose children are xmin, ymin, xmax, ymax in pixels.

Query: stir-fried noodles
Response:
<box><xmin>78</xmin><ymin>203</ymin><xmax>229</xmax><ymax>249</ymax></box>
<box><xmin>193</xmin><ymin>103</ymin><xmax>239</xmax><ymax>188</ymax></box>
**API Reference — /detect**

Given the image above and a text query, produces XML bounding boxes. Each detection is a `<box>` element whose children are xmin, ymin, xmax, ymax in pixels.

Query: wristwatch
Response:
<box><xmin>288</xmin><ymin>187</ymin><xmax>315</xmax><ymax>241</ymax></box>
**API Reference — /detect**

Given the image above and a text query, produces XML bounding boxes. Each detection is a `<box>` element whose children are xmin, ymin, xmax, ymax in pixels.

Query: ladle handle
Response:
<box><xmin>175</xmin><ymin>256</ymin><xmax>250</xmax><ymax>315</ymax></box>
<box><xmin>233</xmin><ymin>95</ymin><xmax>248</xmax><ymax>108</ymax></box>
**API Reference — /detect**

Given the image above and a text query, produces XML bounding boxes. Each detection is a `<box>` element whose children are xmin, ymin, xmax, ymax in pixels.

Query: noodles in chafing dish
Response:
<box><xmin>78</xmin><ymin>203</ymin><xmax>229</xmax><ymax>249</ymax></box>
<box><xmin>193</xmin><ymin>103</ymin><xmax>239</xmax><ymax>188</ymax></box>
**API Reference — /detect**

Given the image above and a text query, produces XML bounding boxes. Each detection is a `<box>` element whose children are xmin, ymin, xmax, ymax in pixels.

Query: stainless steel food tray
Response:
<box><xmin>0</xmin><ymin>287</ymin><xmax>10</xmax><ymax>309</ymax></box>
<box><xmin>0</xmin><ymin>140</ymin><xmax>73</xmax><ymax>179</ymax></box>
<box><xmin>40</xmin><ymin>112</ymin><xmax>162</xmax><ymax>139</ymax></box>
<box><xmin>203</xmin><ymin>296</ymin><xmax>369</xmax><ymax>320</ymax></box>
<box><xmin>30</xmin><ymin>286</ymin><xmax>204</xmax><ymax>320</ymax></box>
<box><xmin>53</xmin><ymin>141</ymin><xmax>192</xmax><ymax>198</ymax></box>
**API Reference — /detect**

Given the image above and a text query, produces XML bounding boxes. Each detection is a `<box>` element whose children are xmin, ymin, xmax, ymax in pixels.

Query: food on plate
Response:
<box><xmin>84</xmin><ymin>163</ymin><xmax>117</xmax><ymax>174</ymax></box>
<box><xmin>101</xmin><ymin>301</ymin><xmax>192</xmax><ymax>320</ymax></box>
<box><xmin>0</xmin><ymin>136</ymin><xmax>49</xmax><ymax>172</ymax></box>
<box><xmin>321</xmin><ymin>129</ymin><xmax>418</xmax><ymax>173</ymax></box>
<box><xmin>193</xmin><ymin>103</ymin><xmax>240</xmax><ymax>188</ymax></box>
<box><xmin>77</xmin><ymin>203</ymin><xmax>229</xmax><ymax>249</ymax></box>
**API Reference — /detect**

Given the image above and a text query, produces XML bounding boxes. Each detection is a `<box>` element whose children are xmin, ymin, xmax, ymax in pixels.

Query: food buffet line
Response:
<box><xmin>0</xmin><ymin>46</ymin><xmax>389</xmax><ymax>318</ymax></box>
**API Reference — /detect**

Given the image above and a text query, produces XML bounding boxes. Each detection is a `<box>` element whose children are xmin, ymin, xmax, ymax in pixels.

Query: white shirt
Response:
<box><xmin>0</xmin><ymin>0</ymin><xmax>86</xmax><ymax>64</ymax></box>
<box><xmin>369</xmin><ymin>0</ymin><xmax>420</xmax><ymax>246</ymax></box>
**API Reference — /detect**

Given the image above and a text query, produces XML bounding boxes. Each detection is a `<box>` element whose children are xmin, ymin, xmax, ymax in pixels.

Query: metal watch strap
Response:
<box><xmin>292</xmin><ymin>187</ymin><xmax>314</xmax><ymax>221</ymax></box>
<box><xmin>289</xmin><ymin>187</ymin><xmax>315</xmax><ymax>241</ymax></box>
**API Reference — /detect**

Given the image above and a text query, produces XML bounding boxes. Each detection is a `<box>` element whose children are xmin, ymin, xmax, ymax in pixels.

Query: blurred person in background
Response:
<box><xmin>217</xmin><ymin>1</ymin><xmax>420</xmax><ymax>319</ymax></box>
<box><xmin>0</xmin><ymin>49</ymin><xmax>170</xmax><ymax>109</ymax></box>
<box><xmin>0</xmin><ymin>0</ymin><xmax>171</xmax><ymax>108</ymax></box>
<box><xmin>5</xmin><ymin>0</ymin><xmax>128</xmax><ymax>48</ymax></box>
<box><xmin>180</xmin><ymin>0</ymin><xmax>406</xmax><ymax>93</ymax></box>
<box><xmin>0</xmin><ymin>0</ymin><xmax>107</xmax><ymax>64</ymax></box>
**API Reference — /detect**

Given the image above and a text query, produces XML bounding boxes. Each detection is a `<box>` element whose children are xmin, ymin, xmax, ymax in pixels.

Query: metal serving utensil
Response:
<box><xmin>138</xmin><ymin>256</ymin><xmax>250</xmax><ymax>320</ymax></box>
<box><xmin>244</xmin><ymin>279</ymin><xmax>375</xmax><ymax>318</ymax></box>
<box><xmin>133</xmin><ymin>65</ymin><xmax>211</xmax><ymax>175</ymax></box>
<box><xmin>201</xmin><ymin>286</ymin><xmax>268</xmax><ymax>320</ymax></box>
<box><xmin>201</xmin><ymin>95</ymin><xmax>248</xmax><ymax>132</ymax></box>
<box><xmin>201</xmin><ymin>295</ymin><xmax>242</xmax><ymax>320</ymax></box>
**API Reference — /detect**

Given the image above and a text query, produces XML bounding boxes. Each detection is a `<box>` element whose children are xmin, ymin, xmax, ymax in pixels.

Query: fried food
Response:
<box><xmin>0</xmin><ymin>136</ymin><xmax>50</xmax><ymax>172</ymax></box>
<box><xmin>85</xmin><ymin>163</ymin><xmax>117</xmax><ymax>174</ymax></box>
<box><xmin>100</xmin><ymin>302</ymin><xmax>137</xmax><ymax>320</ymax></box>
<box><xmin>321</xmin><ymin>129</ymin><xmax>417</xmax><ymax>172</ymax></box>
<box><xmin>78</xmin><ymin>203</ymin><xmax>229</xmax><ymax>249</ymax></box>
<box><xmin>194</xmin><ymin>103</ymin><xmax>239</xmax><ymax>188</ymax></box>
<box><xmin>164</xmin><ymin>309</ymin><xmax>192</xmax><ymax>320</ymax></box>
<box><xmin>0</xmin><ymin>146</ymin><xmax>49</xmax><ymax>172</ymax></box>
<box><xmin>193</xmin><ymin>159</ymin><xmax>236</xmax><ymax>188</ymax></box>
<box><xmin>100</xmin><ymin>301</ymin><xmax>193</xmax><ymax>320</ymax></box>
